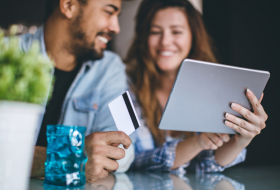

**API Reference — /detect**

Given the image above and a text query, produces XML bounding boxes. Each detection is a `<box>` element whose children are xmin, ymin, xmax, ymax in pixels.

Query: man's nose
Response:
<box><xmin>109</xmin><ymin>16</ymin><xmax>120</xmax><ymax>34</ymax></box>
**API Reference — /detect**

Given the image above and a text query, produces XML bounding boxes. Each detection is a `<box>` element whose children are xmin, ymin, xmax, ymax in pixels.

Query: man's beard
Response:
<box><xmin>68</xmin><ymin>9</ymin><xmax>104</xmax><ymax>64</ymax></box>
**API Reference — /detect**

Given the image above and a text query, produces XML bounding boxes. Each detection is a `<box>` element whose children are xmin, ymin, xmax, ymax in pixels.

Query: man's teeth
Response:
<box><xmin>160</xmin><ymin>51</ymin><xmax>174</xmax><ymax>56</ymax></box>
<box><xmin>97</xmin><ymin>36</ymin><xmax>108</xmax><ymax>44</ymax></box>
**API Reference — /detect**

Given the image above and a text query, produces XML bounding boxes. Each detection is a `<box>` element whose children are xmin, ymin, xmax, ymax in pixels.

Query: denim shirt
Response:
<box><xmin>18</xmin><ymin>26</ymin><xmax>134</xmax><ymax>172</ymax></box>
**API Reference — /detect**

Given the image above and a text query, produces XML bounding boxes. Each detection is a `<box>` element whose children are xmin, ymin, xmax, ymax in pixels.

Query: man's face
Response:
<box><xmin>69</xmin><ymin>0</ymin><xmax>121</xmax><ymax>62</ymax></box>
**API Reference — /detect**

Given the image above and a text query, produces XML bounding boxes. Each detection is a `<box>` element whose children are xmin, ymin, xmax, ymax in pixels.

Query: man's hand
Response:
<box><xmin>85</xmin><ymin>131</ymin><xmax>131</xmax><ymax>182</ymax></box>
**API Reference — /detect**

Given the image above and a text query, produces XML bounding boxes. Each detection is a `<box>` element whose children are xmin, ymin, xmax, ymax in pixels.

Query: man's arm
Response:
<box><xmin>31</xmin><ymin>146</ymin><xmax>46</xmax><ymax>177</ymax></box>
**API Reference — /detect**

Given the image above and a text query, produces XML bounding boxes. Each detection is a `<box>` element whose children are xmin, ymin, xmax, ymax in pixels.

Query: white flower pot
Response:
<box><xmin>0</xmin><ymin>101</ymin><xmax>44</xmax><ymax>190</ymax></box>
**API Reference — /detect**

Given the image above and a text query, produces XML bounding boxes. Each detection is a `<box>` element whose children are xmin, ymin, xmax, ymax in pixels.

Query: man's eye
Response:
<box><xmin>105</xmin><ymin>10</ymin><xmax>113</xmax><ymax>15</ymax></box>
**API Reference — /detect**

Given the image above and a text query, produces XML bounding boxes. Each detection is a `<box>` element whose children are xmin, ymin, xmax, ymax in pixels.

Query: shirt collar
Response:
<box><xmin>34</xmin><ymin>25</ymin><xmax>51</xmax><ymax>62</ymax></box>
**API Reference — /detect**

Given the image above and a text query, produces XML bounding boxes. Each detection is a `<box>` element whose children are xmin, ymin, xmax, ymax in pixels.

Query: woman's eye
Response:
<box><xmin>173</xmin><ymin>31</ymin><xmax>183</xmax><ymax>34</ymax></box>
<box><xmin>150</xmin><ymin>31</ymin><xmax>161</xmax><ymax>35</ymax></box>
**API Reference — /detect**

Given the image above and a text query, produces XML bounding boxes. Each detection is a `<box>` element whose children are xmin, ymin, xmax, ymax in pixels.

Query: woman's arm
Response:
<box><xmin>172</xmin><ymin>133</ymin><xmax>229</xmax><ymax>169</ymax></box>
<box><xmin>171</xmin><ymin>135</ymin><xmax>203</xmax><ymax>169</ymax></box>
<box><xmin>215</xmin><ymin>135</ymin><xmax>246</xmax><ymax>167</ymax></box>
<box><xmin>130</xmin><ymin>132</ymin><xmax>230</xmax><ymax>173</ymax></box>
<box><xmin>215</xmin><ymin>90</ymin><xmax>267</xmax><ymax>166</ymax></box>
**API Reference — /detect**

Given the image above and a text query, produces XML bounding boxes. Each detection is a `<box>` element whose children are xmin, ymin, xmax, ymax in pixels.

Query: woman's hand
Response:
<box><xmin>224</xmin><ymin>89</ymin><xmax>268</xmax><ymax>147</ymax></box>
<box><xmin>172</xmin><ymin>132</ymin><xmax>230</xmax><ymax>169</ymax></box>
<box><xmin>197</xmin><ymin>133</ymin><xmax>230</xmax><ymax>150</ymax></box>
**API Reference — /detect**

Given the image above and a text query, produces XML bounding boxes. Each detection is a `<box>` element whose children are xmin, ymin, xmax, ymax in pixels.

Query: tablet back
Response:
<box><xmin>159</xmin><ymin>59</ymin><xmax>270</xmax><ymax>134</ymax></box>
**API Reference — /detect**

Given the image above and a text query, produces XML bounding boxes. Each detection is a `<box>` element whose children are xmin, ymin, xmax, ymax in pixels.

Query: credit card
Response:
<box><xmin>108</xmin><ymin>91</ymin><xmax>140</xmax><ymax>136</ymax></box>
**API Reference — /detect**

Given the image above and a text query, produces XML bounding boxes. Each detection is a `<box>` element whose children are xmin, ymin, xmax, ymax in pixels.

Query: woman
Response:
<box><xmin>125</xmin><ymin>0</ymin><xmax>268</xmax><ymax>174</ymax></box>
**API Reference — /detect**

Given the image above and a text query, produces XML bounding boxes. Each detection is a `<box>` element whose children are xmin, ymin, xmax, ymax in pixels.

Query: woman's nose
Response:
<box><xmin>160</xmin><ymin>32</ymin><xmax>173</xmax><ymax>46</ymax></box>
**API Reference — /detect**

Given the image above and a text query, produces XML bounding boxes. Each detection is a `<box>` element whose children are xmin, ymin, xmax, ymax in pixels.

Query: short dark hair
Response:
<box><xmin>45</xmin><ymin>0</ymin><xmax>88</xmax><ymax>20</ymax></box>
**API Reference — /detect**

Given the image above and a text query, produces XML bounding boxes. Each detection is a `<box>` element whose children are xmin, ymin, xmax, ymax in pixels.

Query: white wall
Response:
<box><xmin>113</xmin><ymin>0</ymin><xmax>202</xmax><ymax>59</ymax></box>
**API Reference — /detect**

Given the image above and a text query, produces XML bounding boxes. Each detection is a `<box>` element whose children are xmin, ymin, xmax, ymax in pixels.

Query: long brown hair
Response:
<box><xmin>125</xmin><ymin>0</ymin><xmax>217</xmax><ymax>145</ymax></box>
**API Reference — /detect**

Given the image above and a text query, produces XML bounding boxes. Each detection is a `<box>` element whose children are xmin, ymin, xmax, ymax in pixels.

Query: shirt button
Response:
<box><xmin>93</xmin><ymin>103</ymin><xmax>98</xmax><ymax>110</ymax></box>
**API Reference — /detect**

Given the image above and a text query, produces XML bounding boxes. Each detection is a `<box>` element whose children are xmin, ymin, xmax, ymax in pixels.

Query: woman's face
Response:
<box><xmin>148</xmin><ymin>7</ymin><xmax>192</xmax><ymax>75</ymax></box>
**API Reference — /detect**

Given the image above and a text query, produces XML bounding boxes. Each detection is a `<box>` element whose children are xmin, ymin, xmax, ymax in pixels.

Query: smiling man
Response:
<box><xmin>18</xmin><ymin>0</ymin><xmax>134</xmax><ymax>181</ymax></box>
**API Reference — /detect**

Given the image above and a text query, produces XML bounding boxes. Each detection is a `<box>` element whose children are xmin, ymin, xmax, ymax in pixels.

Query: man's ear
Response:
<box><xmin>59</xmin><ymin>0</ymin><xmax>78</xmax><ymax>19</ymax></box>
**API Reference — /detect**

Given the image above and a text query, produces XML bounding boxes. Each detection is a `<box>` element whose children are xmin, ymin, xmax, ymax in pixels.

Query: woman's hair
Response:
<box><xmin>125</xmin><ymin>0</ymin><xmax>217</xmax><ymax>145</ymax></box>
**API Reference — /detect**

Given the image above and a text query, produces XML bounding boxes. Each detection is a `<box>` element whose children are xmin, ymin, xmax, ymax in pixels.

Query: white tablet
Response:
<box><xmin>158</xmin><ymin>59</ymin><xmax>270</xmax><ymax>134</ymax></box>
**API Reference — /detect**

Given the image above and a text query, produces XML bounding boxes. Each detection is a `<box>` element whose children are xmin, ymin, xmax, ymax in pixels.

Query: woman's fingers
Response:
<box><xmin>259</xmin><ymin>93</ymin><xmax>264</xmax><ymax>103</ymax></box>
<box><xmin>225</xmin><ymin>113</ymin><xmax>260</xmax><ymax>134</ymax></box>
<box><xmin>223</xmin><ymin>89</ymin><xmax>267</xmax><ymax>146</ymax></box>
<box><xmin>216</xmin><ymin>133</ymin><xmax>230</xmax><ymax>142</ymax></box>
<box><xmin>246</xmin><ymin>89</ymin><xmax>268</xmax><ymax>121</ymax></box>
<box><xmin>199</xmin><ymin>133</ymin><xmax>218</xmax><ymax>150</ymax></box>
<box><xmin>227</xmin><ymin>89</ymin><xmax>267</xmax><ymax>134</ymax></box>
<box><xmin>199</xmin><ymin>133</ymin><xmax>227</xmax><ymax>150</ymax></box>
<box><xmin>224</xmin><ymin>120</ymin><xmax>255</xmax><ymax>139</ymax></box>
<box><xmin>207</xmin><ymin>133</ymin><xmax>224</xmax><ymax>147</ymax></box>
<box><xmin>230</xmin><ymin>103</ymin><xmax>259</xmax><ymax>125</ymax></box>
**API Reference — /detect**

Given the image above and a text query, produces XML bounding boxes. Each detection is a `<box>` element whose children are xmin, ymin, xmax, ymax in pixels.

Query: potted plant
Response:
<box><xmin>0</xmin><ymin>26</ymin><xmax>53</xmax><ymax>190</ymax></box>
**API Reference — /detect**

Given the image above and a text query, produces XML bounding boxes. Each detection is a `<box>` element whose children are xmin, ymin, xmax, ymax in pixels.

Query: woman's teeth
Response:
<box><xmin>97</xmin><ymin>36</ymin><xmax>108</xmax><ymax>44</ymax></box>
<box><xmin>160</xmin><ymin>51</ymin><xmax>174</xmax><ymax>56</ymax></box>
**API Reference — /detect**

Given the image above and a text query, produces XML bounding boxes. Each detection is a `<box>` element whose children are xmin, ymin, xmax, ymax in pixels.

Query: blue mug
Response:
<box><xmin>44</xmin><ymin>125</ymin><xmax>88</xmax><ymax>187</ymax></box>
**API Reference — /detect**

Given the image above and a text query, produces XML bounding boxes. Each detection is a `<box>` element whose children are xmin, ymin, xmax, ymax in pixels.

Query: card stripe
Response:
<box><xmin>122</xmin><ymin>92</ymin><xmax>139</xmax><ymax>130</ymax></box>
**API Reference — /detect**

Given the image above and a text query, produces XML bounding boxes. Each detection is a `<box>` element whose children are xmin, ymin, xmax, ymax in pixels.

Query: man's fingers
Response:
<box><xmin>111</xmin><ymin>143</ymin><xmax>120</xmax><ymax>147</ymax></box>
<box><xmin>103</xmin><ymin>131</ymin><xmax>131</xmax><ymax>149</ymax></box>
<box><xmin>85</xmin><ymin>156</ymin><xmax>118</xmax><ymax>182</ymax></box>
<box><xmin>90</xmin><ymin>144</ymin><xmax>125</xmax><ymax>160</ymax></box>
<box><xmin>86</xmin><ymin>131</ymin><xmax>131</xmax><ymax>149</ymax></box>
<box><xmin>86</xmin><ymin>169</ymin><xmax>109</xmax><ymax>183</ymax></box>
<box><xmin>103</xmin><ymin>158</ymin><xmax>119</xmax><ymax>172</ymax></box>
<box><xmin>85</xmin><ymin>158</ymin><xmax>110</xmax><ymax>182</ymax></box>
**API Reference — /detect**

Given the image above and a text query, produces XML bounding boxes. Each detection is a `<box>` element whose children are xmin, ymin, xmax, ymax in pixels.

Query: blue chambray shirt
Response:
<box><xmin>17</xmin><ymin>26</ymin><xmax>134</xmax><ymax>172</ymax></box>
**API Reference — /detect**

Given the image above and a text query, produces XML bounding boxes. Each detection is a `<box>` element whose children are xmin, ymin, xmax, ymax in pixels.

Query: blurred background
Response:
<box><xmin>0</xmin><ymin>0</ymin><xmax>279</xmax><ymax>166</ymax></box>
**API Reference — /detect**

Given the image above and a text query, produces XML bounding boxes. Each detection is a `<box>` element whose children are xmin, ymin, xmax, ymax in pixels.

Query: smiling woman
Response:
<box><xmin>148</xmin><ymin>8</ymin><xmax>193</xmax><ymax>74</ymax></box>
<box><xmin>125</xmin><ymin>0</ymin><xmax>268</xmax><ymax>175</ymax></box>
<box><xmin>125</xmin><ymin>0</ymin><xmax>217</xmax><ymax>146</ymax></box>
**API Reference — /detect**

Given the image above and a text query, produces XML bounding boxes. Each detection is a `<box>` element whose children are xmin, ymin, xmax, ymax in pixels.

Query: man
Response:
<box><xmin>19</xmin><ymin>0</ymin><xmax>133</xmax><ymax>181</ymax></box>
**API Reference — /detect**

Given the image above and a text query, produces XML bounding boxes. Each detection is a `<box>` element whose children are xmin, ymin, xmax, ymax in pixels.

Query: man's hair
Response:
<box><xmin>45</xmin><ymin>0</ymin><xmax>88</xmax><ymax>20</ymax></box>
